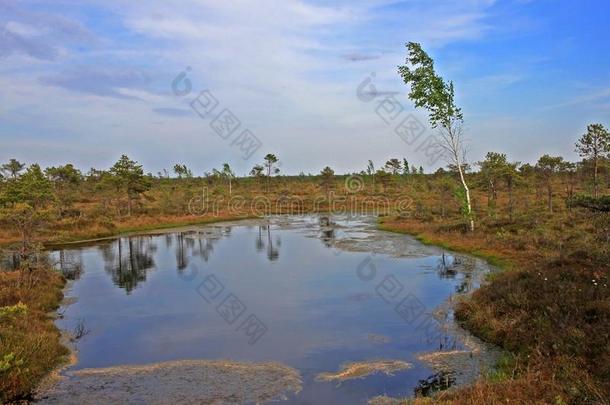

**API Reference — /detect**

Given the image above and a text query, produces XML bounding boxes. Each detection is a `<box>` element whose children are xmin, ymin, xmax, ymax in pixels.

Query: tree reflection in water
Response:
<box><xmin>318</xmin><ymin>216</ymin><xmax>338</xmax><ymax>248</ymax></box>
<box><xmin>254</xmin><ymin>225</ymin><xmax>280</xmax><ymax>261</ymax></box>
<box><xmin>255</xmin><ymin>227</ymin><xmax>265</xmax><ymax>252</ymax></box>
<box><xmin>56</xmin><ymin>250</ymin><xmax>83</xmax><ymax>280</ymax></box>
<box><xmin>321</xmin><ymin>229</ymin><xmax>335</xmax><ymax>247</ymax></box>
<box><xmin>99</xmin><ymin>236</ymin><xmax>157</xmax><ymax>294</ymax></box>
<box><xmin>436</xmin><ymin>254</ymin><xmax>477</xmax><ymax>293</ymax></box>
<box><xmin>173</xmin><ymin>228</ymin><xmax>224</xmax><ymax>269</ymax></box>
<box><xmin>96</xmin><ymin>224</ymin><xmax>285</xmax><ymax>292</ymax></box>
<box><xmin>0</xmin><ymin>250</ymin><xmax>21</xmax><ymax>271</ymax></box>
<box><xmin>175</xmin><ymin>232</ymin><xmax>188</xmax><ymax>271</ymax></box>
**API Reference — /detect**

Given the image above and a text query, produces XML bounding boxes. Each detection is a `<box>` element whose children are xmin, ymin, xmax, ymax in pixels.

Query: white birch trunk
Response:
<box><xmin>439</xmin><ymin>119</ymin><xmax>474</xmax><ymax>232</ymax></box>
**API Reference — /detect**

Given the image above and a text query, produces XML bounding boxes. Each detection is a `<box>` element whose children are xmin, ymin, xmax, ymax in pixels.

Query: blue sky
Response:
<box><xmin>1</xmin><ymin>0</ymin><xmax>609</xmax><ymax>175</ymax></box>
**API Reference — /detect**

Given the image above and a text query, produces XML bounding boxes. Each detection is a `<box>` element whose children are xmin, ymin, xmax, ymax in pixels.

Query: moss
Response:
<box><xmin>379</xmin><ymin>220</ymin><xmax>513</xmax><ymax>271</ymax></box>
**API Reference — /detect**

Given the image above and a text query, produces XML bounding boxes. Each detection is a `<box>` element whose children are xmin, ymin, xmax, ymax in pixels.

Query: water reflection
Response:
<box><xmin>436</xmin><ymin>253</ymin><xmax>458</xmax><ymax>279</ymax></box>
<box><xmin>255</xmin><ymin>225</ymin><xmax>281</xmax><ymax>261</ymax></box>
<box><xmin>179</xmin><ymin>228</ymin><xmax>227</xmax><ymax>263</ymax></box>
<box><xmin>456</xmin><ymin>271</ymin><xmax>474</xmax><ymax>294</ymax></box>
<box><xmin>256</xmin><ymin>227</ymin><xmax>265</xmax><ymax>252</ymax></box>
<box><xmin>190</xmin><ymin>231</ymin><xmax>218</xmax><ymax>262</ymax></box>
<box><xmin>175</xmin><ymin>233</ymin><xmax>188</xmax><ymax>270</ymax></box>
<box><xmin>99</xmin><ymin>237</ymin><xmax>157</xmax><ymax>294</ymax></box>
<box><xmin>321</xmin><ymin>229</ymin><xmax>335</xmax><ymax>247</ymax></box>
<box><xmin>435</xmin><ymin>254</ymin><xmax>477</xmax><ymax>294</ymax></box>
<box><xmin>56</xmin><ymin>250</ymin><xmax>83</xmax><ymax>280</ymax></box>
<box><xmin>0</xmin><ymin>249</ymin><xmax>51</xmax><ymax>272</ymax></box>
<box><xmin>319</xmin><ymin>216</ymin><xmax>336</xmax><ymax>248</ymax></box>
<box><xmin>0</xmin><ymin>250</ymin><xmax>21</xmax><ymax>271</ymax></box>
<box><xmin>51</xmin><ymin>216</ymin><xmax>495</xmax><ymax>404</ymax></box>
<box><xmin>1</xmin><ymin>249</ymin><xmax>80</xmax><ymax>281</ymax></box>
<box><xmin>414</xmin><ymin>371</ymin><xmax>456</xmax><ymax>397</ymax></box>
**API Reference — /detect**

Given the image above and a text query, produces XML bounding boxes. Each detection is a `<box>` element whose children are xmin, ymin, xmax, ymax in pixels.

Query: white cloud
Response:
<box><xmin>0</xmin><ymin>0</ymin><xmax>512</xmax><ymax>174</ymax></box>
<box><xmin>541</xmin><ymin>87</ymin><xmax>610</xmax><ymax>111</ymax></box>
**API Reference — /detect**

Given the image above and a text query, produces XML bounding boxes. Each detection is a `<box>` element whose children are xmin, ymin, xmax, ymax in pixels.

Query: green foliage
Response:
<box><xmin>477</xmin><ymin>152</ymin><xmax>521</xmax><ymax>214</ymax></box>
<box><xmin>398</xmin><ymin>42</ymin><xmax>463</xmax><ymax>129</ymax></box>
<box><xmin>575</xmin><ymin>123</ymin><xmax>610</xmax><ymax>197</ymax></box>
<box><xmin>569</xmin><ymin>194</ymin><xmax>610</xmax><ymax>212</ymax></box>
<box><xmin>0</xmin><ymin>302</ymin><xmax>28</xmax><ymax>318</ymax></box>
<box><xmin>45</xmin><ymin>164</ymin><xmax>82</xmax><ymax>214</ymax></box>
<box><xmin>0</xmin><ymin>353</ymin><xmax>24</xmax><ymax>373</ymax></box>
<box><xmin>0</xmin><ymin>268</ymin><xmax>68</xmax><ymax>403</ymax></box>
<box><xmin>375</xmin><ymin>169</ymin><xmax>392</xmax><ymax>191</ymax></box>
<box><xmin>261</xmin><ymin>154</ymin><xmax>280</xmax><ymax>193</ymax></box>
<box><xmin>454</xmin><ymin>184</ymin><xmax>471</xmax><ymax>220</ymax></box>
<box><xmin>263</xmin><ymin>153</ymin><xmax>279</xmax><ymax>175</ymax></box>
<box><xmin>485</xmin><ymin>352</ymin><xmax>517</xmax><ymax>383</ymax></box>
<box><xmin>319</xmin><ymin>166</ymin><xmax>335</xmax><ymax>192</ymax></box>
<box><xmin>221</xmin><ymin>163</ymin><xmax>234</xmax><ymax>179</ymax></box>
<box><xmin>576</xmin><ymin>123</ymin><xmax>610</xmax><ymax>159</ymax></box>
<box><xmin>0</xmin><ymin>164</ymin><xmax>56</xmax><ymax>246</ymax></box>
<box><xmin>110</xmin><ymin>155</ymin><xmax>151</xmax><ymax>195</ymax></box>
<box><xmin>384</xmin><ymin>158</ymin><xmax>402</xmax><ymax>175</ymax></box>
<box><xmin>366</xmin><ymin>160</ymin><xmax>375</xmax><ymax>176</ymax></box>
<box><xmin>173</xmin><ymin>164</ymin><xmax>193</xmax><ymax>178</ymax></box>
<box><xmin>250</xmin><ymin>164</ymin><xmax>264</xmax><ymax>177</ymax></box>
<box><xmin>45</xmin><ymin>164</ymin><xmax>81</xmax><ymax>185</ymax></box>
<box><xmin>536</xmin><ymin>154</ymin><xmax>565</xmax><ymax>175</ymax></box>
<box><xmin>109</xmin><ymin>155</ymin><xmax>152</xmax><ymax>214</ymax></box>
<box><xmin>478</xmin><ymin>152</ymin><xmax>509</xmax><ymax>185</ymax></box>
<box><xmin>1</xmin><ymin>159</ymin><xmax>26</xmax><ymax>179</ymax></box>
<box><xmin>0</xmin><ymin>164</ymin><xmax>55</xmax><ymax>208</ymax></box>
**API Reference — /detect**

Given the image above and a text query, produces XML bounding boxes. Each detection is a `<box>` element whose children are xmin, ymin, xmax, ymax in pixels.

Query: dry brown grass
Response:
<box><xmin>0</xmin><ymin>269</ymin><xmax>69</xmax><ymax>403</ymax></box>
<box><xmin>0</xmin><ymin>174</ymin><xmax>608</xmax><ymax>403</ymax></box>
<box><xmin>380</xmin><ymin>206</ymin><xmax>609</xmax><ymax>404</ymax></box>
<box><xmin>316</xmin><ymin>360</ymin><xmax>412</xmax><ymax>382</ymax></box>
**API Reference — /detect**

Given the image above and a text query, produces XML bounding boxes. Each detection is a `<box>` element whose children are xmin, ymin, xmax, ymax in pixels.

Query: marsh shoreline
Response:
<box><xmin>36</xmin><ymin>214</ymin><xmax>501</xmax><ymax>403</ymax></box>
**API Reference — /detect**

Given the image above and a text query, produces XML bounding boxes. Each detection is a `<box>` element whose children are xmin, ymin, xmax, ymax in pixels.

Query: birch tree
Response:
<box><xmin>221</xmin><ymin>163</ymin><xmax>235</xmax><ymax>196</ymax></box>
<box><xmin>398</xmin><ymin>42</ymin><xmax>474</xmax><ymax>230</ymax></box>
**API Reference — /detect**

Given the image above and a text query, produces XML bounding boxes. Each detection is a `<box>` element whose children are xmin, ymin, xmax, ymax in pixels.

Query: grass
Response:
<box><xmin>378</xmin><ymin>218</ymin><xmax>515</xmax><ymax>271</ymax></box>
<box><xmin>0</xmin><ymin>268</ymin><xmax>69</xmax><ymax>403</ymax></box>
<box><xmin>1</xmin><ymin>174</ymin><xmax>608</xmax><ymax>403</ymax></box>
<box><xmin>378</xmin><ymin>209</ymin><xmax>609</xmax><ymax>404</ymax></box>
<box><xmin>316</xmin><ymin>360</ymin><xmax>413</xmax><ymax>382</ymax></box>
<box><xmin>44</xmin><ymin>213</ymin><xmax>259</xmax><ymax>247</ymax></box>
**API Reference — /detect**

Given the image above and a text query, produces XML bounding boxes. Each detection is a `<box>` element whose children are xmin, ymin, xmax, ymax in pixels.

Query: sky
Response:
<box><xmin>1</xmin><ymin>0</ymin><xmax>610</xmax><ymax>176</ymax></box>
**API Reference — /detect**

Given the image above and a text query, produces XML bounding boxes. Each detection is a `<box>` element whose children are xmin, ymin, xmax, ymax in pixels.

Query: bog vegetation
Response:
<box><xmin>1</xmin><ymin>44</ymin><xmax>609</xmax><ymax>404</ymax></box>
<box><xmin>1</xmin><ymin>136</ymin><xmax>608</xmax><ymax>402</ymax></box>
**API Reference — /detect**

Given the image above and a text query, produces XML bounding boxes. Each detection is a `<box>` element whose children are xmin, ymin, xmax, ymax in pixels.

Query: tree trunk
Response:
<box><xmin>594</xmin><ymin>157</ymin><xmax>598</xmax><ymax>198</ymax></box>
<box><xmin>508</xmin><ymin>179</ymin><xmax>514</xmax><ymax>222</ymax></box>
<box><xmin>266</xmin><ymin>167</ymin><xmax>271</xmax><ymax>194</ymax></box>
<box><xmin>457</xmin><ymin>165</ymin><xmax>474</xmax><ymax>231</ymax></box>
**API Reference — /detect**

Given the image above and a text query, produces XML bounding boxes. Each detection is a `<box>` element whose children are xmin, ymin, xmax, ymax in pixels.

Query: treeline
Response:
<box><xmin>0</xmin><ymin>125</ymin><xmax>609</xmax><ymax>247</ymax></box>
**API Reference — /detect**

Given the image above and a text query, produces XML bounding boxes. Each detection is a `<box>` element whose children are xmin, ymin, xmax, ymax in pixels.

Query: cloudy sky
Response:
<box><xmin>1</xmin><ymin>0</ymin><xmax>609</xmax><ymax>175</ymax></box>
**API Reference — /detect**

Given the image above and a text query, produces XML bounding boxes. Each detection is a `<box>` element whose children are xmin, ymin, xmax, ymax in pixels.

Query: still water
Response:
<box><xmin>51</xmin><ymin>215</ymin><xmax>493</xmax><ymax>404</ymax></box>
